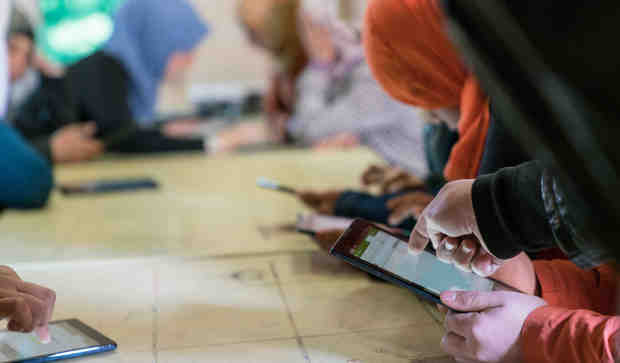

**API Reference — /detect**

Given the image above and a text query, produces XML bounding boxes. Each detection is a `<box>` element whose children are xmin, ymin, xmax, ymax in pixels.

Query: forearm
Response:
<box><xmin>107</xmin><ymin>129</ymin><xmax>204</xmax><ymax>153</ymax></box>
<box><xmin>334</xmin><ymin>190</ymin><xmax>416</xmax><ymax>231</ymax></box>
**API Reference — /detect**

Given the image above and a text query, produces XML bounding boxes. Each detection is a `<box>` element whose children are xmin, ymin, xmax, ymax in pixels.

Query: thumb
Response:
<box><xmin>81</xmin><ymin>122</ymin><xmax>97</xmax><ymax>137</ymax></box>
<box><xmin>440</xmin><ymin>291</ymin><xmax>505</xmax><ymax>312</ymax></box>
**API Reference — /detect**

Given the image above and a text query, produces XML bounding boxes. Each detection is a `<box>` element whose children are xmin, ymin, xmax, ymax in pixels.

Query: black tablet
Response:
<box><xmin>0</xmin><ymin>319</ymin><xmax>117</xmax><ymax>363</ymax></box>
<box><xmin>330</xmin><ymin>219</ymin><xmax>512</xmax><ymax>306</ymax></box>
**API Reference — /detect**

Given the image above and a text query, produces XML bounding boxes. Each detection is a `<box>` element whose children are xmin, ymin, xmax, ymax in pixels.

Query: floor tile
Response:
<box><xmin>156</xmin><ymin>258</ymin><xmax>296</xmax><ymax>349</ymax></box>
<box><xmin>0</xmin><ymin>149</ymin><xmax>380</xmax><ymax>264</ymax></box>
<box><xmin>14</xmin><ymin>260</ymin><xmax>155</xmax><ymax>352</ymax></box>
<box><xmin>281</xmin><ymin>280</ymin><xmax>435</xmax><ymax>336</ymax></box>
<box><xmin>303</xmin><ymin>325</ymin><xmax>445</xmax><ymax>363</ymax></box>
<box><xmin>272</xmin><ymin>252</ymin><xmax>368</xmax><ymax>284</ymax></box>
<box><xmin>158</xmin><ymin>339</ymin><xmax>306</xmax><ymax>363</ymax></box>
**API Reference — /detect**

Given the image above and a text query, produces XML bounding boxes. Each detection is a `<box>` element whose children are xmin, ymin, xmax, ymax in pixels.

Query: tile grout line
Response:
<box><xmin>152</xmin><ymin>264</ymin><xmax>160</xmax><ymax>363</ymax></box>
<box><xmin>269</xmin><ymin>261</ymin><xmax>312</xmax><ymax>363</ymax></box>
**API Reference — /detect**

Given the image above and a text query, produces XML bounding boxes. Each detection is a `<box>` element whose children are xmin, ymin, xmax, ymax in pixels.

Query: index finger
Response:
<box><xmin>18</xmin><ymin>282</ymin><xmax>55</xmax><ymax>329</ymax></box>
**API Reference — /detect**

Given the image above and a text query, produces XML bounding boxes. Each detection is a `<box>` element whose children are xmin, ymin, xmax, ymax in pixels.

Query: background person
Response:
<box><xmin>12</xmin><ymin>0</ymin><xmax>210</xmax><ymax>163</ymax></box>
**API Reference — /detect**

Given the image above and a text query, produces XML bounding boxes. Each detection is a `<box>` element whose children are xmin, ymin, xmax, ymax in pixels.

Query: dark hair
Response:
<box><xmin>8</xmin><ymin>8</ymin><xmax>35</xmax><ymax>41</ymax></box>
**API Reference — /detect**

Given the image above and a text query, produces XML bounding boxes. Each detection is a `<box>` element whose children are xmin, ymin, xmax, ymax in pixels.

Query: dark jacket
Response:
<box><xmin>13</xmin><ymin>51</ymin><xmax>204</xmax><ymax>161</ymax></box>
<box><xmin>443</xmin><ymin>0</ymin><xmax>620</xmax><ymax>267</ymax></box>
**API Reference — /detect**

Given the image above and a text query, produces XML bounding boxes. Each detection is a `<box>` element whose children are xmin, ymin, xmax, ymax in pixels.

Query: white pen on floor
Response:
<box><xmin>256</xmin><ymin>177</ymin><xmax>297</xmax><ymax>194</ymax></box>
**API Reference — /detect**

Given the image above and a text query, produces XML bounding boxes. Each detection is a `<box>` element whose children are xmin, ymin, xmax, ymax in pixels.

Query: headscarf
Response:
<box><xmin>364</xmin><ymin>0</ymin><xmax>490</xmax><ymax>181</ymax></box>
<box><xmin>239</xmin><ymin>0</ymin><xmax>306</xmax><ymax>75</ymax></box>
<box><xmin>103</xmin><ymin>0</ymin><xmax>208</xmax><ymax>125</ymax></box>
<box><xmin>8</xmin><ymin>8</ymin><xmax>34</xmax><ymax>40</ymax></box>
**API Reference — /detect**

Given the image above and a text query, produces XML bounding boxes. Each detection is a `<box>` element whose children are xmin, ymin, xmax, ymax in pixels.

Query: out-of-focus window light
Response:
<box><xmin>38</xmin><ymin>0</ymin><xmax>125</xmax><ymax>65</ymax></box>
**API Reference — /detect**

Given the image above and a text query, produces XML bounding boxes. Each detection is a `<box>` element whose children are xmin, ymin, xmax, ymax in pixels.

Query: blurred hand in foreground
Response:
<box><xmin>0</xmin><ymin>266</ymin><xmax>56</xmax><ymax>343</ymax></box>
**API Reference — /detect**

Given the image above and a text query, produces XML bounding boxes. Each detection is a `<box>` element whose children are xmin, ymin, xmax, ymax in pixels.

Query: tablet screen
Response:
<box><xmin>352</xmin><ymin>227</ymin><xmax>495</xmax><ymax>295</ymax></box>
<box><xmin>0</xmin><ymin>321</ymin><xmax>101</xmax><ymax>362</ymax></box>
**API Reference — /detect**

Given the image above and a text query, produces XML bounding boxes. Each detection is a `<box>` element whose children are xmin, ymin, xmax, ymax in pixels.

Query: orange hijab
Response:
<box><xmin>364</xmin><ymin>0</ymin><xmax>490</xmax><ymax>181</ymax></box>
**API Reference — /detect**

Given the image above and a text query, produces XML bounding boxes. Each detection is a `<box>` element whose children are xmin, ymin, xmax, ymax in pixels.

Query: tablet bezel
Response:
<box><xmin>2</xmin><ymin>319</ymin><xmax>117</xmax><ymax>363</ymax></box>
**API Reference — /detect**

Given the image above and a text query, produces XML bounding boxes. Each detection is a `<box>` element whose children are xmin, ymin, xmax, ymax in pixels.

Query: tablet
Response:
<box><xmin>330</xmin><ymin>219</ymin><xmax>512</xmax><ymax>306</ymax></box>
<box><xmin>0</xmin><ymin>319</ymin><xmax>117</xmax><ymax>363</ymax></box>
<box><xmin>59</xmin><ymin>178</ymin><xmax>159</xmax><ymax>195</ymax></box>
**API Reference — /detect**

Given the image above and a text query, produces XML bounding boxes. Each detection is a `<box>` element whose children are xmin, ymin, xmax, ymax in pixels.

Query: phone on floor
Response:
<box><xmin>330</xmin><ymin>219</ymin><xmax>514</xmax><ymax>306</ymax></box>
<box><xmin>59</xmin><ymin>178</ymin><xmax>159</xmax><ymax>195</ymax></box>
<box><xmin>0</xmin><ymin>319</ymin><xmax>117</xmax><ymax>363</ymax></box>
<box><xmin>296</xmin><ymin>214</ymin><xmax>354</xmax><ymax>236</ymax></box>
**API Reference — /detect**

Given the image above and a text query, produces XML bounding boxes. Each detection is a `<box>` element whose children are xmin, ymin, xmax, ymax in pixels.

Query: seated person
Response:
<box><xmin>237</xmin><ymin>0</ymin><xmax>308</xmax><ymax>144</ymax></box>
<box><xmin>224</xmin><ymin>0</ymin><xmax>432</xmax><ymax>173</ymax></box>
<box><xmin>12</xmin><ymin>0</ymin><xmax>209</xmax><ymax>164</ymax></box>
<box><xmin>0</xmin><ymin>10</ymin><xmax>52</xmax><ymax>210</ymax></box>
<box><xmin>302</xmin><ymin>0</ymin><xmax>534</xmax><ymax>236</ymax></box>
<box><xmin>6</xmin><ymin>8</ymin><xmax>37</xmax><ymax>122</ymax></box>
<box><xmin>369</xmin><ymin>0</ymin><xmax>620</xmax><ymax>362</ymax></box>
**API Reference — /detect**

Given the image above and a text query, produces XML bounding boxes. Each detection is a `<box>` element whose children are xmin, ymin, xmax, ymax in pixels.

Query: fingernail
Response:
<box><xmin>408</xmin><ymin>247</ymin><xmax>422</xmax><ymax>256</ymax></box>
<box><xmin>455</xmin><ymin>263</ymin><xmax>472</xmax><ymax>273</ymax></box>
<box><xmin>461</xmin><ymin>243</ymin><xmax>473</xmax><ymax>253</ymax></box>
<box><xmin>444</xmin><ymin>241</ymin><xmax>456</xmax><ymax>251</ymax></box>
<box><xmin>442</xmin><ymin>291</ymin><xmax>456</xmax><ymax>302</ymax></box>
<box><xmin>474</xmin><ymin>262</ymin><xmax>497</xmax><ymax>276</ymax></box>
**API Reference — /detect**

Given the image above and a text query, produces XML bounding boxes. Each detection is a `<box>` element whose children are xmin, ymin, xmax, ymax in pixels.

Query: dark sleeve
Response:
<box><xmin>69</xmin><ymin>54</ymin><xmax>204</xmax><ymax>153</ymax></box>
<box><xmin>477</xmin><ymin>105</ymin><xmax>531</xmax><ymax>175</ymax></box>
<box><xmin>0</xmin><ymin>122</ymin><xmax>53</xmax><ymax>209</ymax></box>
<box><xmin>334</xmin><ymin>190</ymin><xmax>416</xmax><ymax>231</ymax></box>
<box><xmin>472</xmin><ymin>161</ymin><xmax>555</xmax><ymax>259</ymax></box>
<box><xmin>11</xmin><ymin>77</ymin><xmax>74</xmax><ymax>161</ymax></box>
<box><xmin>423</xmin><ymin>123</ymin><xmax>457</xmax><ymax>195</ymax></box>
<box><xmin>107</xmin><ymin>129</ymin><xmax>204</xmax><ymax>153</ymax></box>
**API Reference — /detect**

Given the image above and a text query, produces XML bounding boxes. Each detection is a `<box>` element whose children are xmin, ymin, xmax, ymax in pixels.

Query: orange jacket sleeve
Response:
<box><xmin>519</xmin><ymin>260</ymin><xmax>619</xmax><ymax>362</ymax></box>
<box><xmin>521</xmin><ymin>307</ymin><xmax>620</xmax><ymax>363</ymax></box>
<box><xmin>533</xmin><ymin>260</ymin><xmax>617</xmax><ymax>313</ymax></box>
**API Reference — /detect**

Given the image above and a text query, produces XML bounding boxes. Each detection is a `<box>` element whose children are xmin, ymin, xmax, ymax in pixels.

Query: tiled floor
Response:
<box><xmin>3</xmin><ymin>149</ymin><xmax>451</xmax><ymax>362</ymax></box>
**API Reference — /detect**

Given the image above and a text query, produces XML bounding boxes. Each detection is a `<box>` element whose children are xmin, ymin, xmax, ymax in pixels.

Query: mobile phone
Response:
<box><xmin>296</xmin><ymin>214</ymin><xmax>354</xmax><ymax>236</ymax></box>
<box><xmin>59</xmin><ymin>178</ymin><xmax>159</xmax><ymax>195</ymax></box>
<box><xmin>330</xmin><ymin>219</ymin><xmax>513</xmax><ymax>306</ymax></box>
<box><xmin>0</xmin><ymin>319</ymin><xmax>117</xmax><ymax>363</ymax></box>
<box><xmin>256</xmin><ymin>178</ymin><xmax>296</xmax><ymax>194</ymax></box>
